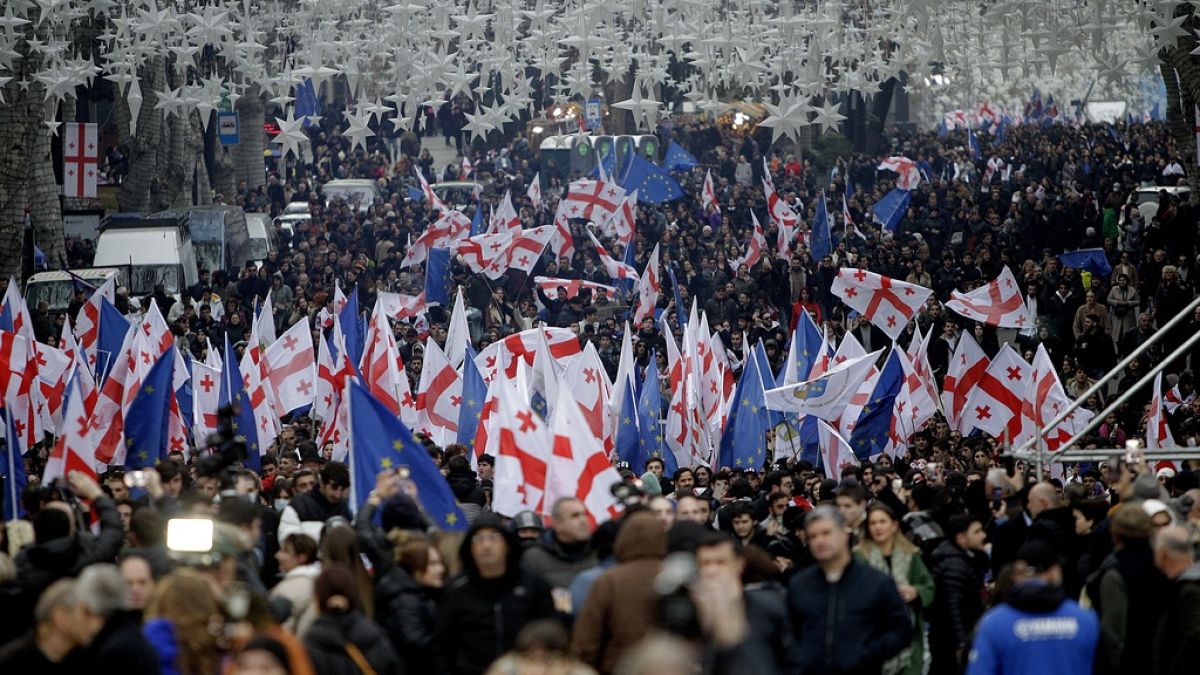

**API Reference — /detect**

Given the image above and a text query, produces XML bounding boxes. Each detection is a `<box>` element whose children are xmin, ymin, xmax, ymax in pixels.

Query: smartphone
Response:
<box><xmin>991</xmin><ymin>487</ymin><xmax>1003</xmax><ymax>511</ymax></box>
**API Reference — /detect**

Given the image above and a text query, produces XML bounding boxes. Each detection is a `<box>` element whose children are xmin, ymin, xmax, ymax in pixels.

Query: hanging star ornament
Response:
<box><xmin>272</xmin><ymin>111</ymin><xmax>307</xmax><ymax>159</ymax></box>
<box><xmin>342</xmin><ymin>108</ymin><xmax>375</xmax><ymax>153</ymax></box>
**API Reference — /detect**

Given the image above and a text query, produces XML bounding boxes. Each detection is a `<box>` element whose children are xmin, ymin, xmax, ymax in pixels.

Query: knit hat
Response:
<box><xmin>639</xmin><ymin>471</ymin><xmax>662</xmax><ymax>496</ymax></box>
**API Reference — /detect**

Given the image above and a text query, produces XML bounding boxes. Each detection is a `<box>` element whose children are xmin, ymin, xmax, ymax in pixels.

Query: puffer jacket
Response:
<box><xmin>927</xmin><ymin>540</ymin><xmax>987</xmax><ymax>648</ymax></box>
<box><xmin>303</xmin><ymin>611</ymin><xmax>401</xmax><ymax>675</ymax></box>
<box><xmin>570</xmin><ymin>512</ymin><xmax>668</xmax><ymax>675</ymax></box>
<box><xmin>375</xmin><ymin>566</ymin><xmax>440</xmax><ymax>675</ymax></box>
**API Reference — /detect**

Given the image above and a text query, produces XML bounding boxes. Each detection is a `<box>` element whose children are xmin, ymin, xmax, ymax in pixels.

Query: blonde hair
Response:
<box><xmin>145</xmin><ymin>569</ymin><xmax>221</xmax><ymax>675</ymax></box>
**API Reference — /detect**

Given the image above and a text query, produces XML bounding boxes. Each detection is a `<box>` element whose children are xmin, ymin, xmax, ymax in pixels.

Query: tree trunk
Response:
<box><xmin>206</xmin><ymin>115</ymin><xmax>236</xmax><ymax>201</ymax></box>
<box><xmin>0</xmin><ymin>81</ymin><xmax>34</xmax><ymax>280</ymax></box>
<box><xmin>118</xmin><ymin>57</ymin><xmax>166</xmax><ymax>213</ymax></box>
<box><xmin>1161</xmin><ymin>49</ymin><xmax>1200</xmax><ymax>201</ymax></box>
<box><xmin>234</xmin><ymin>85</ymin><xmax>266</xmax><ymax>191</ymax></box>
<box><xmin>864</xmin><ymin>78</ymin><xmax>899</xmax><ymax>155</ymax></box>
<box><xmin>159</xmin><ymin>110</ymin><xmax>200</xmax><ymax>209</ymax></box>
<box><xmin>27</xmin><ymin>94</ymin><xmax>64</xmax><ymax>267</ymax></box>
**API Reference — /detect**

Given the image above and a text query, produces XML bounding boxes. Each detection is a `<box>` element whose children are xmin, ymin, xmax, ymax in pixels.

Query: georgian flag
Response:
<box><xmin>1148</xmin><ymin>371</ymin><xmax>1177</xmax><ymax>450</ymax></box>
<box><xmin>632</xmin><ymin>243</ymin><xmax>661</xmax><ymax>324</ymax></box>
<box><xmin>491</xmin><ymin>373</ymin><xmax>552</xmax><ymax>516</ymax></box>
<box><xmin>942</xmin><ymin>331</ymin><xmax>990</xmax><ymax>434</ymax></box>
<box><xmin>945</xmin><ymin>267</ymin><xmax>1033</xmax><ymax>329</ymax></box>
<box><xmin>461</xmin><ymin>154</ymin><xmax>473</xmax><ymax>179</ymax></box>
<box><xmin>265</xmin><ymin>319</ymin><xmax>317</xmax><ymax>416</ymax></box>
<box><xmin>415</xmin><ymin>168</ymin><xmax>446</xmax><ymax>212</ymax></box>
<box><xmin>545</xmin><ymin>384</ymin><xmax>623</xmax><ymax>526</ymax></box>
<box><xmin>563</xmin><ymin>178</ymin><xmax>626</xmax><ymax>226</ymax></box>
<box><xmin>415</xmin><ymin>340</ymin><xmax>462</xmax><ymax>445</ymax></box>
<box><xmin>962</xmin><ymin>345</ymin><xmax>1029</xmax><ymax>442</ymax></box>
<box><xmin>534</xmin><ymin>277</ymin><xmax>619</xmax><ymax>303</ymax></box>
<box><xmin>1024</xmin><ymin>344</ymin><xmax>1093</xmax><ymax>452</ymax></box>
<box><xmin>587</xmin><ymin>230</ymin><xmax>640</xmax><ymax>284</ymax></box>
<box><xmin>817</xmin><ymin>419</ymin><xmax>859</xmax><ymax>475</ymax></box>
<box><xmin>831</xmin><ymin>268</ymin><xmax>932</xmax><ymax>340</ymax></box>
<box><xmin>191</xmin><ymin>360</ymin><xmax>222</xmax><ymax>447</ymax></box>
<box><xmin>549</xmin><ymin>200</ymin><xmax>575</xmax><ymax>261</ymax></box>
<box><xmin>474</xmin><ymin>327</ymin><xmax>581</xmax><ymax>383</ymax></box>
<box><xmin>527</xmin><ymin>172</ymin><xmax>543</xmax><ymax>209</ymax></box>
<box><xmin>489</xmin><ymin>190</ymin><xmax>521</xmax><ymax>234</ymax></box>
<box><xmin>401</xmin><ymin>210</ymin><xmax>472</xmax><ymax>267</ymax></box>
<box><xmin>877</xmin><ymin>156</ymin><xmax>921</xmax><ymax>190</ymax></box>
<box><xmin>730</xmin><ymin>212</ymin><xmax>767</xmax><ymax>273</ymax></box>
<box><xmin>376</xmin><ymin>290</ymin><xmax>427</xmax><ymax>321</ymax></box>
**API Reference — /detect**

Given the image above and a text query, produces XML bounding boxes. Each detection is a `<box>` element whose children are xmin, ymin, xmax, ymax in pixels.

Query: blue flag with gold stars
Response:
<box><xmin>456</xmin><ymin>343</ymin><xmax>486</xmax><ymax>450</ymax></box>
<box><xmin>220</xmin><ymin>337</ymin><xmax>261</xmax><ymax>472</ymax></box>
<box><xmin>720</xmin><ymin>346</ymin><xmax>771</xmax><ymax>470</ymax></box>
<box><xmin>848</xmin><ymin>349</ymin><xmax>904</xmax><ymax>460</ymax></box>
<box><xmin>620</xmin><ymin>151</ymin><xmax>684</xmax><ymax>204</ymax></box>
<box><xmin>349</xmin><ymin>380</ymin><xmax>467</xmax><ymax>530</ymax></box>
<box><xmin>663</xmin><ymin>141</ymin><xmax>699</xmax><ymax>172</ymax></box>
<box><xmin>123</xmin><ymin>345</ymin><xmax>176</xmax><ymax>469</ymax></box>
<box><xmin>637</xmin><ymin>355</ymin><xmax>676</xmax><ymax>475</ymax></box>
<box><xmin>615</xmin><ymin>376</ymin><xmax>645</xmax><ymax>473</ymax></box>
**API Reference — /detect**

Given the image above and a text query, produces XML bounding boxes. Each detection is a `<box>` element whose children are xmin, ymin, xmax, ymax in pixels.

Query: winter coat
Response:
<box><xmin>269</xmin><ymin>562</ymin><xmax>320</xmax><ymax>636</ymax></box>
<box><xmin>786</xmin><ymin>557</ymin><xmax>913</xmax><ymax>675</ymax></box>
<box><xmin>303</xmin><ymin>611</ymin><xmax>401</xmax><ymax>675</ymax></box>
<box><xmin>966</xmin><ymin>582</ymin><xmax>1099</xmax><ymax>675</ymax></box>
<box><xmin>278</xmin><ymin>488</ymin><xmax>352</xmax><ymax>543</ymax></box>
<box><xmin>520</xmin><ymin>533</ymin><xmax>598</xmax><ymax>590</ymax></box>
<box><xmin>1089</xmin><ymin>540</ymin><xmax>1168</xmax><ymax>675</ymax></box>
<box><xmin>857</xmin><ymin>544</ymin><xmax>936</xmax><ymax>675</ymax></box>
<box><xmin>434</xmin><ymin>514</ymin><xmax>555</xmax><ymax>675</ymax></box>
<box><xmin>87</xmin><ymin>610</ymin><xmax>163</xmax><ymax>675</ymax></box>
<box><xmin>374</xmin><ymin>566</ymin><xmax>439</xmax><ymax>675</ymax></box>
<box><xmin>1154</xmin><ymin>563</ymin><xmax>1200</xmax><ymax>675</ymax></box>
<box><xmin>570</xmin><ymin>512</ymin><xmax>668</xmax><ymax>675</ymax></box>
<box><xmin>927</xmin><ymin>541</ymin><xmax>986</xmax><ymax>649</ymax></box>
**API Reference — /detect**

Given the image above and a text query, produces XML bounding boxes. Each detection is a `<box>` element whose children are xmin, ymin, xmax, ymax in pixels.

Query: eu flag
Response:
<box><xmin>220</xmin><ymin>337</ymin><xmax>261</xmax><ymax>472</ymax></box>
<box><xmin>1058</xmin><ymin>248</ymin><xmax>1112</xmax><ymax>277</ymax></box>
<box><xmin>663</xmin><ymin>141</ymin><xmax>699</xmax><ymax>172</ymax></box>
<box><xmin>1</xmin><ymin>402</ymin><xmax>28</xmax><ymax>519</ymax></box>
<box><xmin>295</xmin><ymin>78</ymin><xmax>320</xmax><ymax>128</ymax></box>
<box><xmin>176</xmin><ymin>351</ymin><xmax>194</xmax><ymax>434</ymax></box>
<box><xmin>425</xmin><ymin>248</ymin><xmax>451</xmax><ymax>306</ymax></box>
<box><xmin>620</xmin><ymin>151</ymin><xmax>684</xmax><ymax>204</ymax></box>
<box><xmin>456</xmin><ymin>343</ymin><xmax>486</xmax><ymax>450</ymax></box>
<box><xmin>469</xmin><ymin>203</ymin><xmax>483</xmax><ymax>236</ymax></box>
<box><xmin>968</xmin><ymin>129</ymin><xmax>982</xmax><ymax>160</ymax></box>
<box><xmin>848</xmin><ymin>349</ymin><xmax>904</xmax><ymax>460</ymax></box>
<box><xmin>614</xmin><ymin>377</ymin><xmax>645</xmax><ymax>473</ymax></box>
<box><xmin>873</xmin><ymin>188</ymin><xmax>911</xmax><ymax>232</ymax></box>
<box><xmin>97</xmin><ymin>297</ymin><xmax>131</xmax><ymax>383</ymax></box>
<box><xmin>349</xmin><ymin>380</ymin><xmax>467</xmax><ymax>529</ymax></box>
<box><xmin>123</xmin><ymin>345</ymin><xmax>177</xmax><ymax>469</ymax></box>
<box><xmin>339</xmin><ymin>287</ymin><xmax>364</xmax><ymax>370</ymax></box>
<box><xmin>719</xmin><ymin>346</ymin><xmax>770</xmax><ymax>469</ymax></box>
<box><xmin>637</xmin><ymin>355</ymin><xmax>676</xmax><ymax>475</ymax></box>
<box><xmin>811</xmin><ymin>191</ymin><xmax>832</xmax><ymax>260</ymax></box>
<box><xmin>788</xmin><ymin>310</ymin><xmax>824</xmax><ymax>382</ymax></box>
<box><xmin>667</xmin><ymin>266</ymin><xmax>686</xmax><ymax>331</ymax></box>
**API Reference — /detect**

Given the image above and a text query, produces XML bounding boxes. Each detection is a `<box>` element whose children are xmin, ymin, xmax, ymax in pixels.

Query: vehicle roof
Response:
<box><xmin>95</xmin><ymin>228</ymin><xmax>187</xmax><ymax>263</ymax></box>
<box><xmin>323</xmin><ymin>179</ymin><xmax>378</xmax><ymax>187</ymax></box>
<box><xmin>1135</xmin><ymin>185</ymin><xmax>1190</xmax><ymax>193</ymax></box>
<box><xmin>26</xmin><ymin>268</ymin><xmax>121</xmax><ymax>283</ymax></box>
<box><xmin>431</xmin><ymin>181</ymin><xmax>483</xmax><ymax>190</ymax></box>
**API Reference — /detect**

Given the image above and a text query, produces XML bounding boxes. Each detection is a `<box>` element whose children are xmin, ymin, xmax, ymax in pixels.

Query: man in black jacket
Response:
<box><xmin>434</xmin><ymin>513</ymin><xmax>554</xmax><ymax>675</ymax></box>
<box><xmin>75</xmin><ymin>564</ymin><xmax>162</xmax><ymax>675</ymax></box>
<box><xmin>928</xmin><ymin>513</ymin><xmax>989</xmax><ymax>675</ymax></box>
<box><xmin>786</xmin><ymin>506</ymin><xmax>911</xmax><ymax>675</ymax></box>
<box><xmin>520</xmin><ymin>497</ymin><xmax>597</xmax><ymax>591</ymax></box>
<box><xmin>277</xmin><ymin>461</ymin><xmax>351</xmax><ymax>544</ymax></box>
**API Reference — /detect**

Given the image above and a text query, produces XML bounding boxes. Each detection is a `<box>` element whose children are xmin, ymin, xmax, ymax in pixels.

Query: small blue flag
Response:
<box><xmin>873</xmin><ymin>188</ymin><xmax>911</xmax><ymax>232</ymax></box>
<box><xmin>406</xmin><ymin>186</ymin><xmax>424</xmax><ymax>202</ymax></box>
<box><xmin>96</xmin><ymin>298</ymin><xmax>131</xmax><ymax>384</ymax></box>
<box><xmin>1</xmin><ymin>405</ymin><xmax>28</xmax><ymax>520</ymax></box>
<box><xmin>295</xmin><ymin>78</ymin><xmax>320</xmax><ymax>128</ymax></box>
<box><xmin>220</xmin><ymin>337</ymin><xmax>261</xmax><ymax>472</ymax></box>
<box><xmin>937</xmin><ymin>118</ymin><xmax>948</xmax><ymax>138</ymax></box>
<box><xmin>176</xmin><ymin>352</ymin><xmax>194</xmax><ymax>434</ymax></box>
<box><xmin>349</xmin><ymin>380</ymin><xmax>467</xmax><ymax>529</ymax></box>
<box><xmin>968</xmin><ymin>129</ymin><xmax>982</xmax><ymax>160</ymax></box>
<box><xmin>719</xmin><ymin>346</ymin><xmax>770</xmax><ymax>470</ymax></box>
<box><xmin>637</xmin><ymin>354</ymin><xmax>676</xmax><ymax>475</ymax></box>
<box><xmin>811</xmin><ymin>191</ymin><xmax>832</xmax><ymax>260</ymax></box>
<box><xmin>1058</xmin><ymin>248</ymin><xmax>1112</xmax><ymax>277</ymax></box>
<box><xmin>615</xmin><ymin>376</ymin><xmax>645</xmax><ymax>473</ymax></box>
<box><xmin>339</xmin><ymin>287</ymin><xmax>364</xmax><ymax>371</ymax></box>
<box><xmin>123</xmin><ymin>345</ymin><xmax>177</xmax><ymax>469</ymax></box>
<box><xmin>470</xmin><ymin>204</ymin><xmax>483</xmax><ymax>236</ymax></box>
<box><xmin>425</xmin><ymin>248</ymin><xmax>451</xmax><ymax>306</ymax></box>
<box><xmin>662</xmin><ymin>141</ymin><xmax>700</xmax><ymax>172</ymax></box>
<box><xmin>456</xmin><ymin>343</ymin><xmax>486</xmax><ymax>450</ymax></box>
<box><xmin>845</xmin><ymin>174</ymin><xmax>854</xmax><ymax>199</ymax></box>
<box><xmin>620</xmin><ymin>150</ymin><xmax>684</xmax><ymax>204</ymax></box>
<box><xmin>848</xmin><ymin>349</ymin><xmax>904</xmax><ymax>460</ymax></box>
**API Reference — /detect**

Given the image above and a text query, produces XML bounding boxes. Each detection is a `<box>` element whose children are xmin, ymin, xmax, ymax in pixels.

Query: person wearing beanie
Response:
<box><xmin>966</xmin><ymin>540</ymin><xmax>1099</xmax><ymax>675</ymax></box>
<box><xmin>1088</xmin><ymin>504</ymin><xmax>1169</xmax><ymax>675</ymax></box>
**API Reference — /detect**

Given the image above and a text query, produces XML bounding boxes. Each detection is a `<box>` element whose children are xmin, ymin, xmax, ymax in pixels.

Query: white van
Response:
<box><xmin>93</xmin><ymin>218</ymin><xmax>200</xmax><ymax>298</ymax></box>
<box><xmin>322</xmin><ymin>179</ymin><xmax>381</xmax><ymax>213</ymax></box>
<box><xmin>245</xmin><ymin>212</ymin><xmax>277</xmax><ymax>265</ymax></box>
<box><xmin>25</xmin><ymin>268</ymin><xmax>123</xmax><ymax>314</ymax></box>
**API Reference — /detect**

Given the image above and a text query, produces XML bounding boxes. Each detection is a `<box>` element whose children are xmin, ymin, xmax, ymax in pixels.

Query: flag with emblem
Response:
<box><xmin>123</xmin><ymin>345</ymin><xmax>176</xmax><ymax>469</ymax></box>
<box><xmin>848</xmin><ymin>349</ymin><xmax>905</xmax><ymax>460</ymax></box>
<box><xmin>764</xmin><ymin>349</ymin><xmax>881</xmax><ymax>420</ymax></box>
<box><xmin>545</xmin><ymin>385</ymin><xmax>624</xmax><ymax>526</ymax></box>
<box><xmin>348</xmin><ymin>380</ymin><xmax>467</xmax><ymax>529</ymax></box>
<box><xmin>719</xmin><ymin>344</ymin><xmax>771</xmax><ymax>469</ymax></box>
<box><xmin>491</xmin><ymin>372</ymin><xmax>552</xmax><ymax>516</ymax></box>
<box><xmin>832</xmin><ymin>268</ymin><xmax>932</xmax><ymax>340</ymax></box>
<box><xmin>946</xmin><ymin>266</ymin><xmax>1032</xmax><ymax>328</ymax></box>
<box><xmin>962</xmin><ymin>344</ymin><xmax>1029</xmax><ymax>442</ymax></box>
<box><xmin>62</xmin><ymin>123</ymin><xmax>99</xmax><ymax>198</ymax></box>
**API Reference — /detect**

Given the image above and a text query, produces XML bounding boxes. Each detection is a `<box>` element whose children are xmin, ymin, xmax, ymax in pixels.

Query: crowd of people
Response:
<box><xmin>3</xmin><ymin>108</ymin><xmax>1200</xmax><ymax>675</ymax></box>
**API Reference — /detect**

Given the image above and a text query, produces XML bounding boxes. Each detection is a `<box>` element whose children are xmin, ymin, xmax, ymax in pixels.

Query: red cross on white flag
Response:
<box><xmin>945</xmin><ymin>266</ymin><xmax>1033</xmax><ymax>328</ymax></box>
<box><xmin>62</xmin><ymin>123</ymin><xmax>99</xmax><ymax>198</ymax></box>
<box><xmin>831</xmin><ymin>267</ymin><xmax>932</xmax><ymax>340</ymax></box>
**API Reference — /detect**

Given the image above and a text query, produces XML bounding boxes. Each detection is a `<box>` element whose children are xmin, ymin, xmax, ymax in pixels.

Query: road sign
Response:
<box><xmin>217</xmin><ymin>112</ymin><xmax>239</xmax><ymax>145</ymax></box>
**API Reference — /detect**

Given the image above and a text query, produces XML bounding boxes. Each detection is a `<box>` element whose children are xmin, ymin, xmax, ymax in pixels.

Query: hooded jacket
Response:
<box><xmin>433</xmin><ymin>514</ymin><xmax>555</xmax><ymax>675</ymax></box>
<box><xmin>375</xmin><ymin>565</ymin><xmax>440</xmax><ymax>675</ymax></box>
<box><xmin>570</xmin><ymin>512</ymin><xmax>667</xmax><ymax>675</ymax></box>
<box><xmin>520</xmin><ymin>531</ymin><xmax>598</xmax><ymax>590</ymax></box>
<box><xmin>928</xmin><ymin>540</ymin><xmax>987</xmax><ymax>648</ymax></box>
<box><xmin>303</xmin><ymin>610</ymin><xmax>401</xmax><ymax>675</ymax></box>
<box><xmin>966</xmin><ymin>582</ymin><xmax>1099</xmax><ymax>675</ymax></box>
